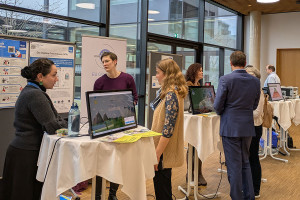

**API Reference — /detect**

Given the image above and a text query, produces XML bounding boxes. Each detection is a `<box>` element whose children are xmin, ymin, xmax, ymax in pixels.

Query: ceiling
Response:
<box><xmin>212</xmin><ymin>0</ymin><xmax>300</xmax><ymax>15</ymax></box>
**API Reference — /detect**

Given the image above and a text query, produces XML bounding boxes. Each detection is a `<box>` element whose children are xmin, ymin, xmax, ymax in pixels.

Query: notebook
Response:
<box><xmin>85</xmin><ymin>89</ymin><xmax>137</xmax><ymax>139</ymax></box>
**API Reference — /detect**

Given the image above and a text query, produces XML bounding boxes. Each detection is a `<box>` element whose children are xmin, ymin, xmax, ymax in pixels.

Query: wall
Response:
<box><xmin>0</xmin><ymin>109</ymin><xmax>15</xmax><ymax>177</ymax></box>
<box><xmin>244</xmin><ymin>12</ymin><xmax>300</xmax><ymax>86</ymax></box>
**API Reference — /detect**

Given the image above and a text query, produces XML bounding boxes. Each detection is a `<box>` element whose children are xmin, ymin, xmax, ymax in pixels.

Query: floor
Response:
<box><xmin>66</xmin><ymin>124</ymin><xmax>300</xmax><ymax>200</ymax></box>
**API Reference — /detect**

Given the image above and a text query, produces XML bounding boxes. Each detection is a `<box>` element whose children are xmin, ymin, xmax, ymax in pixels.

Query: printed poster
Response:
<box><xmin>0</xmin><ymin>39</ymin><xmax>28</xmax><ymax>108</ymax></box>
<box><xmin>30</xmin><ymin>42</ymin><xmax>75</xmax><ymax>113</ymax></box>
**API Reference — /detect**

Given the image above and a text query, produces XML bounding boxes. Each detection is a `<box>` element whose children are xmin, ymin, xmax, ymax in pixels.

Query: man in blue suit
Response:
<box><xmin>214</xmin><ymin>51</ymin><xmax>260</xmax><ymax>200</ymax></box>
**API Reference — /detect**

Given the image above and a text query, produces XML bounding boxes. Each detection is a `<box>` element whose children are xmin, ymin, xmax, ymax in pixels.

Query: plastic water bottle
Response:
<box><xmin>68</xmin><ymin>102</ymin><xmax>80</xmax><ymax>136</ymax></box>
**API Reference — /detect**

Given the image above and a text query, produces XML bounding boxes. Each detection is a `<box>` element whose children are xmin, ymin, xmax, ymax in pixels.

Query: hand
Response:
<box><xmin>154</xmin><ymin>164</ymin><xmax>158</xmax><ymax>171</ymax></box>
<box><xmin>154</xmin><ymin>153</ymin><xmax>160</xmax><ymax>171</ymax></box>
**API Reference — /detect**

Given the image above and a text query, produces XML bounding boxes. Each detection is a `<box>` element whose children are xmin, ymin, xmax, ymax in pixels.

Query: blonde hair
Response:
<box><xmin>245</xmin><ymin>65</ymin><xmax>261</xmax><ymax>79</ymax></box>
<box><xmin>156</xmin><ymin>59</ymin><xmax>188</xmax><ymax>99</ymax></box>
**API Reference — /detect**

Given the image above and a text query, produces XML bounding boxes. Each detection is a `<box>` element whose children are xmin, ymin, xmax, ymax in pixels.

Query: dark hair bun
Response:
<box><xmin>21</xmin><ymin>66</ymin><xmax>32</xmax><ymax>79</ymax></box>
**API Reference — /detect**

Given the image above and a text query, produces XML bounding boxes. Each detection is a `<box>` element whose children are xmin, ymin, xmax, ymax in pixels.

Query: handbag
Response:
<box><xmin>262</xmin><ymin>94</ymin><xmax>274</xmax><ymax>128</ymax></box>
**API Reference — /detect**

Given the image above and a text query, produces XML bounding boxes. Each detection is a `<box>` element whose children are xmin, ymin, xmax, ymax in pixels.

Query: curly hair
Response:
<box><xmin>156</xmin><ymin>59</ymin><xmax>188</xmax><ymax>99</ymax></box>
<box><xmin>185</xmin><ymin>63</ymin><xmax>203</xmax><ymax>84</ymax></box>
<box><xmin>21</xmin><ymin>58</ymin><xmax>54</xmax><ymax>80</ymax></box>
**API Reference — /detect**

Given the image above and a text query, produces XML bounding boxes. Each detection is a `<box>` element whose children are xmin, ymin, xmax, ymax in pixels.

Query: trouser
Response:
<box><xmin>153</xmin><ymin>156</ymin><xmax>172</xmax><ymax>200</ymax></box>
<box><xmin>222</xmin><ymin>136</ymin><xmax>255</xmax><ymax>200</ymax></box>
<box><xmin>95</xmin><ymin>176</ymin><xmax>119</xmax><ymax>199</ymax></box>
<box><xmin>249</xmin><ymin>125</ymin><xmax>262</xmax><ymax>194</ymax></box>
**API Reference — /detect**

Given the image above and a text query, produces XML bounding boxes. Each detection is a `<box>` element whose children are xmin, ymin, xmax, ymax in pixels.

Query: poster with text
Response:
<box><xmin>81</xmin><ymin>35</ymin><xmax>127</xmax><ymax>119</ymax></box>
<box><xmin>30</xmin><ymin>42</ymin><xmax>75</xmax><ymax>113</ymax></box>
<box><xmin>0</xmin><ymin>38</ymin><xmax>28</xmax><ymax>108</ymax></box>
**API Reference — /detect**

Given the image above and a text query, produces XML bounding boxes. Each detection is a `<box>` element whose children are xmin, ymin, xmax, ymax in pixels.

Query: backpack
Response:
<box><xmin>262</xmin><ymin>94</ymin><xmax>274</xmax><ymax>128</ymax></box>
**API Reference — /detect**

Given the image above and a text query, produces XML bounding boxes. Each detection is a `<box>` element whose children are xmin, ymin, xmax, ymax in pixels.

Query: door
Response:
<box><xmin>277</xmin><ymin>49</ymin><xmax>300</xmax><ymax>89</ymax></box>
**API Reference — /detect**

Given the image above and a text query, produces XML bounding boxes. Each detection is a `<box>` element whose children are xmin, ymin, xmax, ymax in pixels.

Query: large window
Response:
<box><xmin>1</xmin><ymin>0</ymin><xmax>101</xmax><ymax>22</ymax></box>
<box><xmin>148</xmin><ymin>0</ymin><xmax>199</xmax><ymax>41</ymax></box>
<box><xmin>204</xmin><ymin>2</ymin><xmax>237</xmax><ymax>49</ymax></box>
<box><xmin>176</xmin><ymin>47</ymin><xmax>195</xmax><ymax>74</ymax></box>
<box><xmin>224</xmin><ymin>49</ymin><xmax>234</xmax><ymax>75</ymax></box>
<box><xmin>203</xmin><ymin>46</ymin><xmax>219</xmax><ymax>89</ymax></box>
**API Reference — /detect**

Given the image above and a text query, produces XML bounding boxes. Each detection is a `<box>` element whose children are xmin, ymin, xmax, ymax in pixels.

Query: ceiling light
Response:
<box><xmin>148</xmin><ymin>10</ymin><xmax>160</xmax><ymax>14</ymax></box>
<box><xmin>148</xmin><ymin>18</ymin><xmax>155</xmax><ymax>21</ymax></box>
<box><xmin>2</xmin><ymin>25</ymin><xmax>12</xmax><ymax>28</ymax></box>
<box><xmin>8</xmin><ymin>30</ymin><xmax>27</xmax><ymax>33</ymax></box>
<box><xmin>257</xmin><ymin>0</ymin><xmax>279</xmax><ymax>3</ymax></box>
<box><xmin>76</xmin><ymin>3</ymin><xmax>95</xmax><ymax>9</ymax></box>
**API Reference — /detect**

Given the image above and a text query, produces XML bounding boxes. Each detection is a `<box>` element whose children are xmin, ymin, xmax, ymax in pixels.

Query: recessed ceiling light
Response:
<box><xmin>248</xmin><ymin>4</ymin><xmax>252</xmax><ymax>6</ymax></box>
<box><xmin>148</xmin><ymin>10</ymin><xmax>160</xmax><ymax>14</ymax></box>
<box><xmin>76</xmin><ymin>3</ymin><xmax>95</xmax><ymax>9</ymax></box>
<box><xmin>2</xmin><ymin>25</ymin><xmax>12</xmax><ymax>28</ymax></box>
<box><xmin>148</xmin><ymin>18</ymin><xmax>155</xmax><ymax>21</ymax></box>
<box><xmin>8</xmin><ymin>30</ymin><xmax>27</xmax><ymax>33</ymax></box>
<box><xmin>257</xmin><ymin>0</ymin><xmax>279</xmax><ymax>3</ymax></box>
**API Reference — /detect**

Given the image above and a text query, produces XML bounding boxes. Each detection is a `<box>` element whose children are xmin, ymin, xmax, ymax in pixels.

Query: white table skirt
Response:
<box><xmin>36</xmin><ymin>126</ymin><xmax>157</xmax><ymax>200</ymax></box>
<box><xmin>290</xmin><ymin>99</ymin><xmax>300</xmax><ymax>126</ymax></box>
<box><xmin>184</xmin><ymin>113</ymin><xmax>221</xmax><ymax>161</ymax></box>
<box><xmin>270</xmin><ymin>100</ymin><xmax>296</xmax><ymax>130</ymax></box>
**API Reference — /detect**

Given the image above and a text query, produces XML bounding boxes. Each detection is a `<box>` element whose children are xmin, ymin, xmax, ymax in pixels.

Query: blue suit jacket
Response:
<box><xmin>213</xmin><ymin>69</ymin><xmax>260</xmax><ymax>137</ymax></box>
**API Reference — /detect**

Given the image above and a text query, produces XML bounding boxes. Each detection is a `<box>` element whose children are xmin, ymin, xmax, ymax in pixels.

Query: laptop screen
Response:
<box><xmin>86</xmin><ymin>90</ymin><xmax>137</xmax><ymax>139</ymax></box>
<box><xmin>268</xmin><ymin>83</ymin><xmax>283</xmax><ymax>101</ymax></box>
<box><xmin>188</xmin><ymin>86</ymin><xmax>216</xmax><ymax>115</ymax></box>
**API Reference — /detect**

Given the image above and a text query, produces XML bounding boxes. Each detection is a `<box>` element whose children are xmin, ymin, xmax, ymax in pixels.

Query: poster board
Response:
<box><xmin>147</xmin><ymin>52</ymin><xmax>183</xmax><ymax>128</ymax></box>
<box><xmin>81</xmin><ymin>35</ymin><xmax>127</xmax><ymax>119</ymax></box>
<box><xmin>0</xmin><ymin>38</ymin><xmax>29</xmax><ymax>108</ymax></box>
<box><xmin>30</xmin><ymin>42</ymin><xmax>75</xmax><ymax>113</ymax></box>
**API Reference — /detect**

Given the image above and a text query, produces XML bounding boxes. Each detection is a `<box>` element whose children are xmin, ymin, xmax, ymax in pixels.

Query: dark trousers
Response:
<box><xmin>222</xmin><ymin>136</ymin><xmax>254</xmax><ymax>200</ymax></box>
<box><xmin>249</xmin><ymin>125</ymin><xmax>262</xmax><ymax>194</ymax></box>
<box><xmin>2</xmin><ymin>145</ymin><xmax>43</xmax><ymax>200</ymax></box>
<box><xmin>153</xmin><ymin>157</ymin><xmax>172</xmax><ymax>200</ymax></box>
<box><xmin>95</xmin><ymin>176</ymin><xmax>119</xmax><ymax>199</ymax></box>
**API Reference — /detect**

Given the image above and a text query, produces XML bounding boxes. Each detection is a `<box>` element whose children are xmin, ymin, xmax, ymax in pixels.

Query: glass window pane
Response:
<box><xmin>204</xmin><ymin>2</ymin><xmax>237</xmax><ymax>49</ymax></box>
<box><xmin>1</xmin><ymin>0</ymin><xmax>100</xmax><ymax>22</ymax></box>
<box><xmin>110</xmin><ymin>0</ymin><xmax>138</xmax><ymax>24</ymax></box>
<box><xmin>148</xmin><ymin>0</ymin><xmax>199</xmax><ymax>41</ymax></box>
<box><xmin>0</xmin><ymin>9</ymin><xmax>99</xmax><ymax>100</ymax></box>
<box><xmin>224</xmin><ymin>49</ymin><xmax>234</xmax><ymax>75</ymax></box>
<box><xmin>203</xmin><ymin>46</ymin><xmax>219</xmax><ymax>89</ymax></box>
<box><xmin>176</xmin><ymin>47</ymin><xmax>195</xmax><ymax>75</ymax></box>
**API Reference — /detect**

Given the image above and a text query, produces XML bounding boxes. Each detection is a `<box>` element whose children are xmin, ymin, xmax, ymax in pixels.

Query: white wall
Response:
<box><xmin>244</xmin><ymin>12</ymin><xmax>300</xmax><ymax>86</ymax></box>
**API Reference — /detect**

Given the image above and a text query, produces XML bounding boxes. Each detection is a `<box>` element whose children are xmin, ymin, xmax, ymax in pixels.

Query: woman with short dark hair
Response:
<box><xmin>2</xmin><ymin>58</ymin><xmax>67</xmax><ymax>200</ymax></box>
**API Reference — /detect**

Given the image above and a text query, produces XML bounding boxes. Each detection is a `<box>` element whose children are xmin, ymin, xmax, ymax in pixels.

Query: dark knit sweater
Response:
<box><xmin>11</xmin><ymin>83</ymin><xmax>67</xmax><ymax>150</ymax></box>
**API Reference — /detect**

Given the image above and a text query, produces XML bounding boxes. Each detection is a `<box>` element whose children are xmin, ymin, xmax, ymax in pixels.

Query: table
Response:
<box><xmin>36</xmin><ymin>125</ymin><xmax>157</xmax><ymax>200</ymax></box>
<box><xmin>260</xmin><ymin>99</ymin><xmax>299</xmax><ymax>162</ymax></box>
<box><xmin>178</xmin><ymin>112</ymin><xmax>221</xmax><ymax>200</ymax></box>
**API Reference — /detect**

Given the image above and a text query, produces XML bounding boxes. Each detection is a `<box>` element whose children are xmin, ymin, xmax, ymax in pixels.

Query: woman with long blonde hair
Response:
<box><xmin>150</xmin><ymin>59</ymin><xmax>187</xmax><ymax>200</ymax></box>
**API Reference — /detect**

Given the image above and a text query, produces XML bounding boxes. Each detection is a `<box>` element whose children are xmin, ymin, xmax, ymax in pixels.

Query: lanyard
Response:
<box><xmin>27</xmin><ymin>82</ymin><xmax>41</xmax><ymax>90</ymax></box>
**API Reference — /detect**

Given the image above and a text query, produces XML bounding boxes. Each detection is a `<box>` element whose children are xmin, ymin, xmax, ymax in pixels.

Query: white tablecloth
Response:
<box><xmin>184</xmin><ymin>113</ymin><xmax>221</xmax><ymax>161</ymax></box>
<box><xmin>270</xmin><ymin>100</ymin><xmax>296</xmax><ymax>130</ymax></box>
<box><xmin>290</xmin><ymin>99</ymin><xmax>300</xmax><ymax>126</ymax></box>
<box><xmin>36</xmin><ymin>125</ymin><xmax>157</xmax><ymax>200</ymax></box>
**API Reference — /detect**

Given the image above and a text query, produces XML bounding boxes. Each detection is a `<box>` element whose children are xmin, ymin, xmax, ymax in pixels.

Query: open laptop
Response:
<box><xmin>268</xmin><ymin>83</ymin><xmax>283</xmax><ymax>101</ymax></box>
<box><xmin>188</xmin><ymin>86</ymin><xmax>216</xmax><ymax>115</ymax></box>
<box><xmin>86</xmin><ymin>89</ymin><xmax>137</xmax><ymax>139</ymax></box>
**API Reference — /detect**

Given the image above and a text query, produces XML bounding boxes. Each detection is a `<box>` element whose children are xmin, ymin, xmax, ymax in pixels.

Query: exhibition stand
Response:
<box><xmin>178</xmin><ymin>112</ymin><xmax>221</xmax><ymax>200</ymax></box>
<box><xmin>36</xmin><ymin>125</ymin><xmax>157</xmax><ymax>200</ymax></box>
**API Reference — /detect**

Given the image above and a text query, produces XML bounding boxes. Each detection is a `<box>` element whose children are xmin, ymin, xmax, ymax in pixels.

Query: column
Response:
<box><xmin>249</xmin><ymin>11</ymin><xmax>261</xmax><ymax>70</ymax></box>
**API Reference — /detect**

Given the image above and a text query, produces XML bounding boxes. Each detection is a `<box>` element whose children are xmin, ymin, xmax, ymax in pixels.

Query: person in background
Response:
<box><xmin>185</xmin><ymin>63</ymin><xmax>207</xmax><ymax>186</ymax></box>
<box><xmin>263</xmin><ymin>65</ymin><xmax>281</xmax><ymax>88</ymax></box>
<box><xmin>1</xmin><ymin>58</ymin><xmax>67</xmax><ymax>200</ymax></box>
<box><xmin>93</xmin><ymin>51</ymin><xmax>138</xmax><ymax>200</ymax></box>
<box><xmin>214</xmin><ymin>51</ymin><xmax>260</xmax><ymax>200</ymax></box>
<box><xmin>150</xmin><ymin>59</ymin><xmax>188</xmax><ymax>200</ymax></box>
<box><xmin>245</xmin><ymin>65</ymin><xmax>265</xmax><ymax>199</ymax></box>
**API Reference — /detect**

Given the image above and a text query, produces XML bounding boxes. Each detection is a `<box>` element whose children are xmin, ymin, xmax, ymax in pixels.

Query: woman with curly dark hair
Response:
<box><xmin>185</xmin><ymin>63</ymin><xmax>203</xmax><ymax>86</ymax></box>
<box><xmin>185</xmin><ymin>63</ymin><xmax>207</xmax><ymax>186</ymax></box>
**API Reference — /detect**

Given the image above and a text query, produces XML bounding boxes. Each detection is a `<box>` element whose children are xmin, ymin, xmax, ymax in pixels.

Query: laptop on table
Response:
<box><xmin>85</xmin><ymin>89</ymin><xmax>137</xmax><ymax>139</ymax></box>
<box><xmin>188</xmin><ymin>86</ymin><xmax>216</xmax><ymax>115</ymax></box>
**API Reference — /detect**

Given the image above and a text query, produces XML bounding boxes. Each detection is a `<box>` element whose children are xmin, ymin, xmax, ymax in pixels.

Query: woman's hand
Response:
<box><xmin>154</xmin><ymin>152</ymin><xmax>161</xmax><ymax>171</ymax></box>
